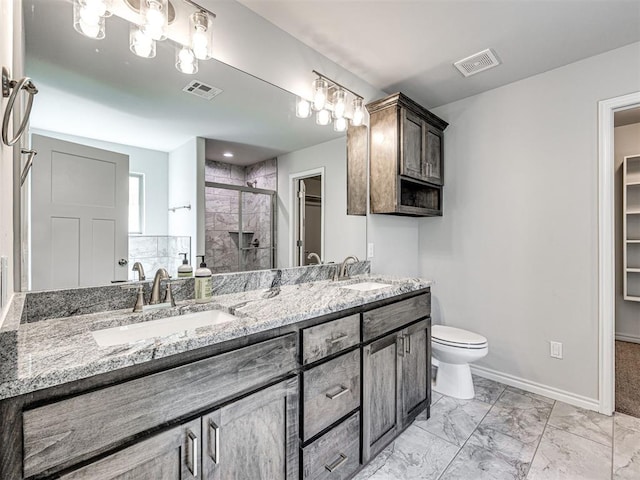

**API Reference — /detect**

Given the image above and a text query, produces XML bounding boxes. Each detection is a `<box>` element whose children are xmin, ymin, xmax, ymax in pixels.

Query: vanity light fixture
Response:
<box><xmin>297</xmin><ymin>71</ymin><xmax>366</xmax><ymax>131</ymax></box>
<box><xmin>72</xmin><ymin>0</ymin><xmax>216</xmax><ymax>75</ymax></box>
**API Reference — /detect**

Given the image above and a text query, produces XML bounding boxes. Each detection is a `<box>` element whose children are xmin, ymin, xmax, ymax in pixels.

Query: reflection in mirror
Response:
<box><xmin>20</xmin><ymin>0</ymin><xmax>367</xmax><ymax>291</ymax></box>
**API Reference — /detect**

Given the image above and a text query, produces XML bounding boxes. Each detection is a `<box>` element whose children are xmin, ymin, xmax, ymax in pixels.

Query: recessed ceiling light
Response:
<box><xmin>223</xmin><ymin>152</ymin><xmax>233</xmax><ymax>157</ymax></box>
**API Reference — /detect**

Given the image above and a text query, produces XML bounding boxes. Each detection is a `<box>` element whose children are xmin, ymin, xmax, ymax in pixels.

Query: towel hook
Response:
<box><xmin>2</xmin><ymin>66</ymin><xmax>38</xmax><ymax>147</ymax></box>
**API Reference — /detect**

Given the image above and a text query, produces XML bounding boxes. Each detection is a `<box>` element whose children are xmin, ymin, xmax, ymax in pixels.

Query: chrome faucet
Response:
<box><xmin>149</xmin><ymin>268</ymin><xmax>170</xmax><ymax>305</ymax></box>
<box><xmin>132</xmin><ymin>262</ymin><xmax>146</xmax><ymax>281</ymax></box>
<box><xmin>307</xmin><ymin>252</ymin><xmax>322</xmax><ymax>265</ymax></box>
<box><xmin>334</xmin><ymin>256</ymin><xmax>359</xmax><ymax>281</ymax></box>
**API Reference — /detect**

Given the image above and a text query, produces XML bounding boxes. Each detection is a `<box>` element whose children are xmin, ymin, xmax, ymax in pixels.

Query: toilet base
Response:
<box><xmin>433</xmin><ymin>361</ymin><xmax>475</xmax><ymax>399</ymax></box>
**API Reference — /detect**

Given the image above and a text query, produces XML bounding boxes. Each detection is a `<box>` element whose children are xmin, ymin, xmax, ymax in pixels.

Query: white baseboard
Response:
<box><xmin>615</xmin><ymin>333</ymin><xmax>640</xmax><ymax>344</ymax></box>
<box><xmin>470</xmin><ymin>365</ymin><xmax>600</xmax><ymax>413</ymax></box>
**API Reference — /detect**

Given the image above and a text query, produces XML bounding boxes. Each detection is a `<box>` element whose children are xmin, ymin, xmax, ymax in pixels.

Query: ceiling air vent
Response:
<box><xmin>454</xmin><ymin>48</ymin><xmax>501</xmax><ymax>77</ymax></box>
<box><xmin>182</xmin><ymin>80</ymin><xmax>223</xmax><ymax>100</ymax></box>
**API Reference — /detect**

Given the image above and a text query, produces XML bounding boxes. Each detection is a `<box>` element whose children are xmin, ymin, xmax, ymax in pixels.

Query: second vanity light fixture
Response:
<box><xmin>72</xmin><ymin>0</ymin><xmax>215</xmax><ymax>75</ymax></box>
<box><xmin>296</xmin><ymin>71</ymin><xmax>365</xmax><ymax>132</ymax></box>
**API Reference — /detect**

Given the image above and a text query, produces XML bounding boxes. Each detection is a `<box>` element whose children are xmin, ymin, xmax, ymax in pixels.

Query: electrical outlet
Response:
<box><xmin>367</xmin><ymin>243</ymin><xmax>374</xmax><ymax>258</ymax></box>
<box><xmin>550</xmin><ymin>341</ymin><xmax>563</xmax><ymax>359</ymax></box>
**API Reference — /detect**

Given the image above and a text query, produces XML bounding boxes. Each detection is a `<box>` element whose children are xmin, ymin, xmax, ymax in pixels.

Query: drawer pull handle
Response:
<box><xmin>330</xmin><ymin>334</ymin><xmax>349</xmax><ymax>344</ymax></box>
<box><xmin>187</xmin><ymin>430</ymin><xmax>198</xmax><ymax>477</ymax></box>
<box><xmin>326</xmin><ymin>385</ymin><xmax>350</xmax><ymax>400</ymax></box>
<box><xmin>325</xmin><ymin>453</ymin><xmax>348</xmax><ymax>472</ymax></box>
<box><xmin>209</xmin><ymin>419</ymin><xmax>220</xmax><ymax>464</ymax></box>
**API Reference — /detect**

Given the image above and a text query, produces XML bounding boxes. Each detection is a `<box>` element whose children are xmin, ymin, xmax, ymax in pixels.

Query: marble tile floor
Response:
<box><xmin>353</xmin><ymin>375</ymin><xmax>640</xmax><ymax>480</ymax></box>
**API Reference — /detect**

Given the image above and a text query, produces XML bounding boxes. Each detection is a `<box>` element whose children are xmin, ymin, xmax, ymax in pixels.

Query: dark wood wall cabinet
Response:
<box><xmin>1</xmin><ymin>289</ymin><xmax>431</xmax><ymax>480</ymax></box>
<box><xmin>367</xmin><ymin>92</ymin><xmax>448</xmax><ymax>217</ymax></box>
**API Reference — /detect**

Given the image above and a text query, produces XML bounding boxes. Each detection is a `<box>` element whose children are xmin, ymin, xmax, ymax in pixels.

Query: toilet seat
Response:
<box><xmin>432</xmin><ymin>325</ymin><xmax>488</xmax><ymax>349</ymax></box>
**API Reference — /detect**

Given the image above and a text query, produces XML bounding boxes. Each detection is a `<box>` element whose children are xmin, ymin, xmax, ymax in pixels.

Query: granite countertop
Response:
<box><xmin>0</xmin><ymin>274</ymin><xmax>431</xmax><ymax>400</ymax></box>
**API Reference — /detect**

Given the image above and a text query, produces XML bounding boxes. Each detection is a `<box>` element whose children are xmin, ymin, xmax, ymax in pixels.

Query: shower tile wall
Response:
<box><xmin>205</xmin><ymin>158</ymin><xmax>276</xmax><ymax>273</ymax></box>
<box><xmin>128</xmin><ymin>235</ymin><xmax>191</xmax><ymax>280</ymax></box>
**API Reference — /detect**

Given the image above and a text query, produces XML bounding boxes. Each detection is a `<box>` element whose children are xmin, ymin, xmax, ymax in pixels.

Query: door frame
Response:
<box><xmin>288</xmin><ymin>167</ymin><xmax>324</xmax><ymax>267</ymax></box>
<box><xmin>598</xmin><ymin>91</ymin><xmax>640</xmax><ymax>415</ymax></box>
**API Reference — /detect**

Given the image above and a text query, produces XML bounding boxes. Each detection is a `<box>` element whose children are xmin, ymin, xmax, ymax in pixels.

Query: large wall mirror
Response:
<box><xmin>19</xmin><ymin>0</ymin><xmax>367</xmax><ymax>291</ymax></box>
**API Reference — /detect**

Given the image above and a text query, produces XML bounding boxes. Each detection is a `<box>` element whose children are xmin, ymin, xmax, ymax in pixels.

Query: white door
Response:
<box><xmin>30</xmin><ymin>134</ymin><xmax>129</xmax><ymax>290</ymax></box>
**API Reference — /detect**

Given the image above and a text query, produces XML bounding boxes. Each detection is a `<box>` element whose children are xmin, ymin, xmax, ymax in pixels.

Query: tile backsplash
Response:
<box><xmin>128</xmin><ymin>235</ymin><xmax>191</xmax><ymax>280</ymax></box>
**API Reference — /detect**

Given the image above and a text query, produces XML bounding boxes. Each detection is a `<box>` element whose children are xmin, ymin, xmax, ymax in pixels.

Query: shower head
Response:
<box><xmin>246</xmin><ymin>180</ymin><xmax>257</xmax><ymax>188</ymax></box>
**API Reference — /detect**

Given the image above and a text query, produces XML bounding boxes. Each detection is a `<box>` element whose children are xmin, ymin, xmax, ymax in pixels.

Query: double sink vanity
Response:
<box><xmin>0</xmin><ymin>262</ymin><xmax>432</xmax><ymax>480</ymax></box>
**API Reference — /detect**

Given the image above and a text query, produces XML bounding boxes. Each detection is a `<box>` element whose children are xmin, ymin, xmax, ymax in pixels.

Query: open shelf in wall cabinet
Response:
<box><xmin>623</xmin><ymin>154</ymin><xmax>640</xmax><ymax>301</ymax></box>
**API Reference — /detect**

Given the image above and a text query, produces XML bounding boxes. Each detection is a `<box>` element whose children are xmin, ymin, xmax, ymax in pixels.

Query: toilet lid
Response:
<box><xmin>432</xmin><ymin>325</ymin><xmax>487</xmax><ymax>347</ymax></box>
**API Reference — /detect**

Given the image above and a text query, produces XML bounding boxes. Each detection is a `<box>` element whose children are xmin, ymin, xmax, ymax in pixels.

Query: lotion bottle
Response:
<box><xmin>195</xmin><ymin>255</ymin><xmax>212</xmax><ymax>303</ymax></box>
<box><xmin>177</xmin><ymin>253</ymin><xmax>193</xmax><ymax>278</ymax></box>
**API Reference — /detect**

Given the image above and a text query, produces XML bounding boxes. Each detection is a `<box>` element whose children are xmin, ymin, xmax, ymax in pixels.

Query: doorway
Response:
<box><xmin>598</xmin><ymin>91</ymin><xmax>640</xmax><ymax>415</ymax></box>
<box><xmin>290</xmin><ymin>168</ymin><xmax>324</xmax><ymax>266</ymax></box>
<box><xmin>613</xmin><ymin>107</ymin><xmax>640</xmax><ymax>418</ymax></box>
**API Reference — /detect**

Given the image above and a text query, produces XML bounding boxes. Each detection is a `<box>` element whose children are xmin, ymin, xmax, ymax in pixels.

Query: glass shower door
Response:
<box><xmin>239</xmin><ymin>190</ymin><xmax>275</xmax><ymax>271</ymax></box>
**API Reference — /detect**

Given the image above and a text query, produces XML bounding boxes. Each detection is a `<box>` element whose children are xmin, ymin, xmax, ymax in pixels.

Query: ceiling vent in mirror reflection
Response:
<box><xmin>182</xmin><ymin>80</ymin><xmax>223</xmax><ymax>100</ymax></box>
<box><xmin>454</xmin><ymin>48</ymin><xmax>501</xmax><ymax>77</ymax></box>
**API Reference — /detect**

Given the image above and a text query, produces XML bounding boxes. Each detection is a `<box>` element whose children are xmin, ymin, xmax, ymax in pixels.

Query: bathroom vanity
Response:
<box><xmin>0</xmin><ymin>267</ymin><xmax>431</xmax><ymax>480</ymax></box>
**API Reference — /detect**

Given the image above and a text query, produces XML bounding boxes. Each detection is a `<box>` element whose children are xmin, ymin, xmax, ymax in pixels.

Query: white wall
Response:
<box><xmin>277</xmin><ymin>137</ymin><xmax>367</xmax><ymax>267</ymax></box>
<box><xmin>0</xmin><ymin>0</ymin><xmax>15</xmax><ymax>320</ymax></box>
<box><xmin>30</xmin><ymin>129</ymin><xmax>169</xmax><ymax>235</ymax></box>
<box><xmin>615</xmin><ymin>122</ymin><xmax>640</xmax><ymax>342</ymax></box>
<box><xmin>168</xmin><ymin>137</ymin><xmax>205</xmax><ymax>266</ymax></box>
<box><xmin>417</xmin><ymin>42</ymin><xmax>640</xmax><ymax>403</ymax></box>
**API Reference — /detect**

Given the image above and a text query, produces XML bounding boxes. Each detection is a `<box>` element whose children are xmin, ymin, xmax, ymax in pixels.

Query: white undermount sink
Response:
<box><xmin>340</xmin><ymin>281</ymin><xmax>392</xmax><ymax>292</ymax></box>
<box><xmin>91</xmin><ymin>310</ymin><xmax>237</xmax><ymax>347</ymax></box>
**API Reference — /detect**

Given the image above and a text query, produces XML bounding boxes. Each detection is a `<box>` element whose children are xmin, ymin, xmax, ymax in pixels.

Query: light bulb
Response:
<box><xmin>73</xmin><ymin>1</ymin><xmax>106</xmax><ymax>39</ymax></box>
<box><xmin>333</xmin><ymin>89</ymin><xmax>346</xmax><ymax>119</ymax></box>
<box><xmin>316</xmin><ymin>109</ymin><xmax>331</xmax><ymax>126</ymax></box>
<box><xmin>176</xmin><ymin>46</ymin><xmax>198</xmax><ymax>74</ymax></box>
<box><xmin>130</xmin><ymin>25</ymin><xmax>155</xmax><ymax>58</ymax></box>
<box><xmin>141</xmin><ymin>0</ymin><xmax>167</xmax><ymax>40</ymax></box>
<box><xmin>84</xmin><ymin>0</ymin><xmax>109</xmax><ymax>16</ymax></box>
<box><xmin>313</xmin><ymin>78</ymin><xmax>328</xmax><ymax>111</ymax></box>
<box><xmin>352</xmin><ymin>98</ymin><xmax>365</xmax><ymax>126</ymax></box>
<box><xmin>333</xmin><ymin>116</ymin><xmax>347</xmax><ymax>132</ymax></box>
<box><xmin>296</xmin><ymin>98</ymin><xmax>311</xmax><ymax>118</ymax></box>
<box><xmin>190</xmin><ymin>12</ymin><xmax>213</xmax><ymax>60</ymax></box>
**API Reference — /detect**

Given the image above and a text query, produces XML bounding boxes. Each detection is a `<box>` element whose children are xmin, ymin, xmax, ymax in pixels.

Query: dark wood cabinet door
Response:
<box><xmin>202</xmin><ymin>377</ymin><xmax>299</xmax><ymax>480</ymax></box>
<box><xmin>424</xmin><ymin>125</ymin><xmax>444</xmax><ymax>185</ymax></box>
<box><xmin>60</xmin><ymin>419</ymin><xmax>201</xmax><ymax>480</ymax></box>
<box><xmin>401</xmin><ymin>109</ymin><xmax>425</xmax><ymax>180</ymax></box>
<box><xmin>401</xmin><ymin>320</ymin><xmax>429</xmax><ymax>423</ymax></box>
<box><xmin>362</xmin><ymin>333</ymin><xmax>401</xmax><ymax>463</ymax></box>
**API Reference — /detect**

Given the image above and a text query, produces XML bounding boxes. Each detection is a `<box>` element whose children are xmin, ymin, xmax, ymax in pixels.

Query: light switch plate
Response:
<box><xmin>550</xmin><ymin>341</ymin><xmax>563</xmax><ymax>359</ymax></box>
<box><xmin>367</xmin><ymin>243</ymin><xmax>374</xmax><ymax>258</ymax></box>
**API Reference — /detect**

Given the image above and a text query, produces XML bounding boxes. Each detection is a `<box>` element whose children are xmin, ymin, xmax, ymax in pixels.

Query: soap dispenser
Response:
<box><xmin>195</xmin><ymin>255</ymin><xmax>212</xmax><ymax>303</ymax></box>
<box><xmin>177</xmin><ymin>253</ymin><xmax>193</xmax><ymax>278</ymax></box>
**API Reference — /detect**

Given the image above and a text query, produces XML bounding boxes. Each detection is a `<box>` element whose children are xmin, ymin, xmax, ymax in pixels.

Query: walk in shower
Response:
<box><xmin>204</xmin><ymin>182</ymin><xmax>276</xmax><ymax>273</ymax></box>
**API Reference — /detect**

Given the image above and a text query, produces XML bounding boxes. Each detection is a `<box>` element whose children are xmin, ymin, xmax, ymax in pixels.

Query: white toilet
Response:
<box><xmin>432</xmin><ymin>325</ymin><xmax>488</xmax><ymax>399</ymax></box>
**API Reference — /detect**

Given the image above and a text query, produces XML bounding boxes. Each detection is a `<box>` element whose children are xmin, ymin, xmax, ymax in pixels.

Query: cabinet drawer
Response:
<box><xmin>302</xmin><ymin>314</ymin><xmax>360</xmax><ymax>365</ymax></box>
<box><xmin>363</xmin><ymin>293</ymin><xmax>430</xmax><ymax>342</ymax></box>
<box><xmin>302</xmin><ymin>412</ymin><xmax>360</xmax><ymax>480</ymax></box>
<box><xmin>303</xmin><ymin>349</ymin><xmax>360</xmax><ymax>442</ymax></box>
<box><xmin>23</xmin><ymin>334</ymin><xmax>297</xmax><ymax>478</ymax></box>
